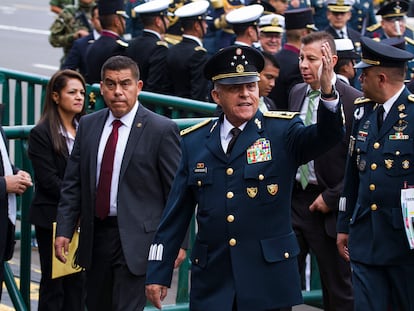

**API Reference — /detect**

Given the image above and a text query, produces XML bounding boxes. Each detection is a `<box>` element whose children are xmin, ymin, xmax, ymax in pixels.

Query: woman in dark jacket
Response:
<box><xmin>28</xmin><ymin>69</ymin><xmax>86</xmax><ymax>310</ymax></box>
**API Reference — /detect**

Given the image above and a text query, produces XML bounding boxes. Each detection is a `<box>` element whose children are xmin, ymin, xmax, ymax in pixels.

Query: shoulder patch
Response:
<box><xmin>263</xmin><ymin>111</ymin><xmax>299</xmax><ymax>119</ymax></box>
<box><xmin>405</xmin><ymin>36</ymin><xmax>414</xmax><ymax>45</ymax></box>
<box><xmin>180</xmin><ymin>118</ymin><xmax>212</xmax><ymax>136</ymax></box>
<box><xmin>195</xmin><ymin>46</ymin><xmax>207</xmax><ymax>52</ymax></box>
<box><xmin>366</xmin><ymin>23</ymin><xmax>380</xmax><ymax>32</ymax></box>
<box><xmin>156</xmin><ymin>40</ymin><xmax>169</xmax><ymax>48</ymax></box>
<box><xmin>408</xmin><ymin>94</ymin><xmax>414</xmax><ymax>102</ymax></box>
<box><xmin>354</xmin><ymin>97</ymin><xmax>372</xmax><ymax>105</ymax></box>
<box><xmin>116</xmin><ymin>39</ymin><xmax>129</xmax><ymax>48</ymax></box>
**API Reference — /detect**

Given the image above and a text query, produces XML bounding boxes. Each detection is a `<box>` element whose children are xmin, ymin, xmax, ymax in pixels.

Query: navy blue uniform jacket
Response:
<box><xmin>338</xmin><ymin>88</ymin><xmax>414</xmax><ymax>265</ymax></box>
<box><xmin>147</xmin><ymin>104</ymin><xmax>344</xmax><ymax>311</ymax></box>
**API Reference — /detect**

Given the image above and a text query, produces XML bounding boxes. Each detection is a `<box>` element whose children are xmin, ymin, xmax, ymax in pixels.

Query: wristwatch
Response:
<box><xmin>321</xmin><ymin>85</ymin><xmax>337</xmax><ymax>99</ymax></box>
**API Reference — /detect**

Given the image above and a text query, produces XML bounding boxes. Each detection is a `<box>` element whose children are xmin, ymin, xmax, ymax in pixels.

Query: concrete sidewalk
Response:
<box><xmin>1</xmin><ymin>240</ymin><xmax>322</xmax><ymax>311</ymax></box>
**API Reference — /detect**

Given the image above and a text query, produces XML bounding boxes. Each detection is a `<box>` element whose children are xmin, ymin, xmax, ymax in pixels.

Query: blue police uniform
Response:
<box><xmin>337</xmin><ymin>36</ymin><xmax>414</xmax><ymax>311</ymax></box>
<box><xmin>146</xmin><ymin>45</ymin><xmax>344</xmax><ymax>311</ymax></box>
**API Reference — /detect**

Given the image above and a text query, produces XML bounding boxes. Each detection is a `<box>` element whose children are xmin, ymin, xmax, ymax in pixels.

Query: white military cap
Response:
<box><xmin>325</xmin><ymin>0</ymin><xmax>355</xmax><ymax>12</ymax></box>
<box><xmin>226</xmin><ymin>4</ymin><xmax>264</xmax><ymax>26</ymax></box>
<box><xmin>175</xmin><ymin>0</ymin><xmax>211</xmax><ymax>20</ymax></box>
<box><xmin>134</xmin><ymin>0</ymin><xmax>171</xmax><ymax>16</ymax></box>
<box><xmin>259</xmin><ymin>13</ymin><xmax>284</xmax><ymax>33</ymax></box>
<box><xmin>335</xmin><ymin>38</ymin><xmax>359</xmax><ymax>59</ymax></box>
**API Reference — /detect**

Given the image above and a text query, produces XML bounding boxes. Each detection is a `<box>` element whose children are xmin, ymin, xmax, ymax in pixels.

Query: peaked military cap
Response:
<box><xmin>284</xmin><ymin>8</ymin><xmax>318</xmax><ymax>31</ymax></box>
<box><xmin>225</xmin><ymin>4</ymin><xmax>264</xmax><ymax>27</ymax></box>
<box><xmin>259</xmin><ymin>13</ymin><xmax>285</xmax><ymax>33</ymax></box>
<box><xmin>99</xmin><ymin>0</ymin><xmax>128</xmax><ymax>18</ymax></box>
<box><xmin>335</xmin><ymin>38</ymin><xmax>359</xmax><ymax>59</ymax></box>
<box><xmin>204</xmin><ymin>45</ymin><xmax>265</xmax><ymax>84</ymax></box>
<box><xmin>249</xmin><ymin>0</ymin><xmax>276</xmax><ymax>13</ymax></box>
<box><xmin>134</xmin><ymin>0</ymin><xmax>171</xmax><ymax>16</ymax></box>
<box><xmin>354</xmin><ymin>36</ymin><xmax>414</xmax><ymax>68</ymax></box>
<box><xmin>376</xmin><ymin>0</ymin><xmax>409</xmax><ymax>18</ymax></box>
<box><xmin>381</xmin><ymin>37</ymin><xmax>406</xmax><ymax>50</ymax></box>
<box><xmin>326</xmin><ymin>0</ymin><xmax>355</xmax><ymax>12</ymax></box>
<box><xmin>175</xmin><ymin>0</ymin><xmax>211</xmax><ymax>20</ymax></box>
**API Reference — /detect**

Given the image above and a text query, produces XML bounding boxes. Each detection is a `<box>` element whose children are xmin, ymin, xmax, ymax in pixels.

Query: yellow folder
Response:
<box><xmin>51</xmin><ymin>222</ymin><xmax>83</xmax><ymax>279</ymax></box>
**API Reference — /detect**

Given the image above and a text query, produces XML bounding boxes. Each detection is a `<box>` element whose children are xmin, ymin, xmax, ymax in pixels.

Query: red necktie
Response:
<box><xmin>95</xmin><ymin>120</ymin><xmax>122</xmax><ymax>219</ymax></box>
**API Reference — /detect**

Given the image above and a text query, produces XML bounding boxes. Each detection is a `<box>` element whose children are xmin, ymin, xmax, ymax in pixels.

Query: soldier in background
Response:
<box><xmin>49</xmin><ymin>0</ymin><xmax>74</xmax><ymax>15</ymax></box>
<box><xmin>334</xmin><ymin>38</ymin><xmax>360</xmax><ymax>85</ymax></box>
<box><xmin>85</xmin><ymin>0</ymin><xmax>129</xmax><ymax>85</ymax></box>
<box><xmin>270</xmin><ymin>8</ymin><xmax>317</xmax><ymax>110</ymax></box>
<box><xmin>258</xmin><ymin>13</ymin><xmax>285</xmax><ymax>54</ymax></box>
<box><xmin>49</xmin><ymin>0</ymin><xmax>95</xmax><ymax>67</ymax></box>
<box><xmin>349</xmin><ymin>0</ymin><xmax>377</xmax><ymax>34</ymax></box>
<box><xmin>167</xmin><ymin>1</ymin><xmax>211</xmax><ymax>102</ymax></box>
<box><xmin>127</xmin><ymin>0</ymin><xmax>172</xmax><ymax>94</ymax></box>
<box><xmin>365</xmin><ymin>0</ymin><xmax>414</xmax><ymax>81</ymax></box>
<box><xmin>225</xmin><ymin>4</ymin><xmax>264</xmax><ymax>47</ymax></box>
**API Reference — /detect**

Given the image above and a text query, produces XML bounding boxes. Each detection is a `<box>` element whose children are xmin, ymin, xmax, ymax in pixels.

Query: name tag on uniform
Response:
<box><xmin>247</xmin><ymin>138</ymin><xmax>272</xmax><ymax>164</ymax></box>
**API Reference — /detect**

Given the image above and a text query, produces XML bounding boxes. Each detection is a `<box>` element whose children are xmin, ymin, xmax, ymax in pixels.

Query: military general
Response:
<box><xmin>337</xmin><ymin>36</ymin><xmax>414</xmax><ymax>311</ymax></box>
<box><xmin>145</xmin><ymin>45</ymin><xmax>344</xmax><ymax>310</ymax></box>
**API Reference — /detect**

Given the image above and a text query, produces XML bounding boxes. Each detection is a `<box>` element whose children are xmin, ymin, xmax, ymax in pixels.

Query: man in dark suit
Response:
<box><xmin>62</xmin><ymin>4</ymin><xmax>101</xmax><ymax>79</ymax></box>
<box><xmin>324</xmin><ymin>0</ymin><xmax>361</xmax><ymax>55</ymax></box>
<box><xmin>270</xmin><ymin>8</ymin><xmax>317</xmax><ymax>110</ymax></box>
<box><xmin>145</xmin><ymin>45</ymin><xmax>344</xmax><ymax>310</ymax></box>
<box><xmin>85</xmin><ymin>0</ymin><xmax>129</xmax><ymax>84</ymax></box>
<box><xmin>166</xmin><ymin>0</ymin><xmax>211</xmax><ymax>102</ymax></box>
<box><xmin>289</xmin><ymin>31</ymin><xmax>360</xmax><ymax>311</ymax></box>
<box><xmin>337</xmin><ymin>37</ymin><xmax>414</xmax><ymax>311</ymax></box>
<box><xmin>126</xmin><ymin>0</ymin><xmax>171</xmax><ymax>94</ymax></box>
<box><xmin>0</xmin><ymin>129</ymin><xmax>32</xmax><ymax>300</ymax></box>
<box><xmin>54</xmin><ymin>56</ymin><xmax>184</xmax><ymax>311</ymax></box>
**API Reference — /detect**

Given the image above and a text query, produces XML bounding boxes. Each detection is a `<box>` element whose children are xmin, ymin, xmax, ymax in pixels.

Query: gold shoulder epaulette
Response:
<box><xmin>180</xmin><ymin>118</ymin><xmax>212</xmax><ymax>136</ymax></box>
<box><xmin>263</xmin><ymin>111</ymin><xmax>299</xmax><ymax>119</ymax></box>
<box><xmin>408</xmin><ymin>94</ymin><xmax>414</xmax><ymax>102</ymax></box>
<box><xmin>156</xmin><ymin>40</ymin><xmax>169</xmax><ymax>48</ymax></box>
<box><xmin>354</xmin><ymin>97</ymin><xmax>372</xmax><ymax>105</ymax></box>
<box><xmin>164</xmin><ymin>34</ymin><xmax>182</xmax><ymax>45</ymax></box>
<box><xmin>406</xmin><ymin>24</ymin><xmax>414</xmax><ymax>32</ymax></box>
<box><xmin>366</xmin><ymin>23</ymin><xmax>380</xmax><ymax>32</ymax></box>
<box><xmin>195</xmin><ymin>46</ymin><xmax>207</xmax><ymax>52</ymax></box>
<box><xmin>116</xmin><ymin>40</ymin><xmax>129</xmax><ymax>48</ymax></box>
<box><xmin>405</xmin><ymin>36</ymin><xmax>414</xmax><ymax>45</ymax></box>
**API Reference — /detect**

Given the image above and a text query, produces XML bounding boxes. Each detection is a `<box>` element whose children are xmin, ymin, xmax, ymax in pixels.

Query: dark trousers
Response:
<box><xmin>86</xmin><ymin>217</ymin><xmax>146</xmax><ymax>311</ymax></box>
<box><xmin>291</xmin><ymin>183</ymin><xmax>354</xmax><ymax>311</ymax></box>
<box><xmin>35</xmin><ymin>225</ymin><xmax>85</xmax><ymax>311</ymax></box>
<box><xmin>351</xmin><ymin>261</ymin><xmax>414</xmax><ymax>311</ymax></box>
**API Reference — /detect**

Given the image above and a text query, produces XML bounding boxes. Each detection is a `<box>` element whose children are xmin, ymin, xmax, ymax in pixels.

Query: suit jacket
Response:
<box><xmin>146</xmin><ymin>106</ymin><xmax>344</xmax><ymax>311</ymax></box>
<box><xmin>271</xmin><ymin>45</ymin><xmax>303</xmax><ymax>111</ymax></box>
<box><xmin>126</xmin><ymin>31</ymin><xmax>171</xmax><ymax>94</ymax></box>
<box><xmin>56</xmin><ymin>104</ymin><xmax>181</xmax><ymax>275</ymax></box>
<box><xmin>62</xmin><ymin>32</ymin><xmax>95</xmax><ymax>79</ymax></box>
<box><xmin>28</xmin><ymin>120</ymin><xmax>69</xmax><ymax>229</ymax></box>
<box><xmin>166</xmin><ymin>37</ymin><xmax>210</xmax><ymax>102</ymax></box>
<box><xmin>0</xmin><ymin>127</ymin><xmax>18</xmax><ymax>263</ymax></box>
<box><xmin>288</xmin><ymin>79</ymin><xmax>361</xmax><ymax>236</ymax></box>
<box><xmin>338</xmin><ymin>87</ymin><xmax>414</xmax><ymax>265</ymax></box>
<box><xmin>85</xmin><ymin>31</ymin><xmax>128</xmax><ymax>84</ymax></box>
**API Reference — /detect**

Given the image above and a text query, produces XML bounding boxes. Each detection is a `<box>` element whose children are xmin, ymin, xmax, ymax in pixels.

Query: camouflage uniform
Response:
<box><xmin>49</xmin><ymin>2</ymin><xmax>95</xmax><ymax>66</ymax></box>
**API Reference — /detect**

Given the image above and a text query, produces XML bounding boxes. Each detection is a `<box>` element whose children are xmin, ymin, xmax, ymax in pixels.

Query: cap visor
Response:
<box><xmin>216</xmin><ymin>75</ymin><xmax>260</xmax><ymax>85</ymax></box>
<box><xmin>354</xmin><ymin>61</ymin><xmax>372</xmax><ymax>69</ymax></box>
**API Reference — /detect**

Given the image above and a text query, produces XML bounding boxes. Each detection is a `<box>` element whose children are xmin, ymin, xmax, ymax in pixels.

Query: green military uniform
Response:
<box><xmin>49</xmin><ymin>2</ymin><xmax>95</xmax><ymax>66</ymax></box>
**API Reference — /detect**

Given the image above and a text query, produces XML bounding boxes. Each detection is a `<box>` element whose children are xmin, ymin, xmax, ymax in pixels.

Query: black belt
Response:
<box><xmin>94</xmin><ymin>216</ymin><xmax>118</xmax><ymax>227</ymax></box>
<box><xmin>294</xmin><ymin>181</ymin><xmax>324</xmax><ymax>193</ymax></box>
